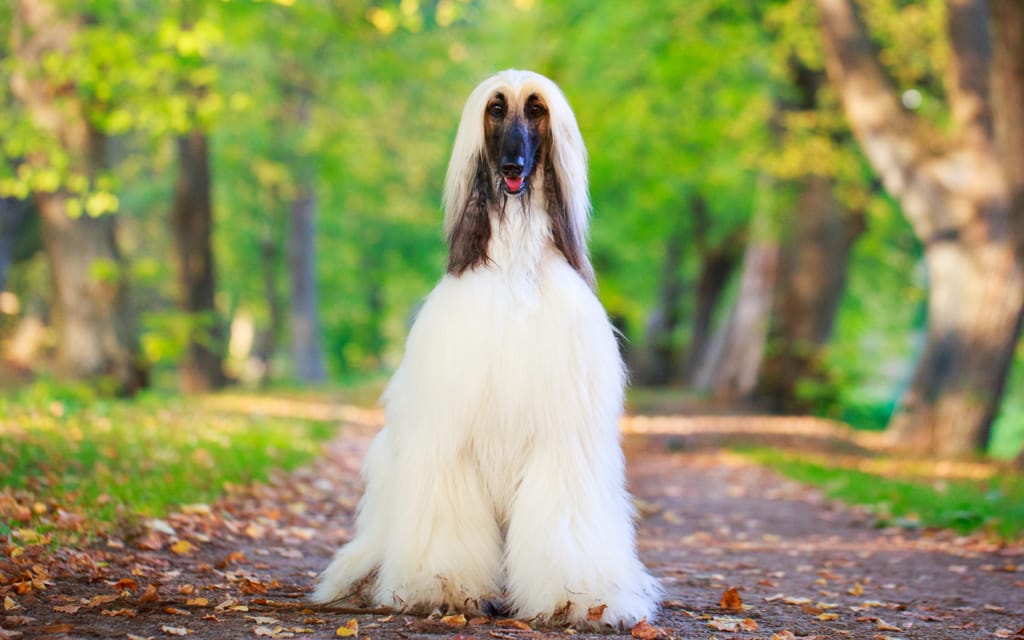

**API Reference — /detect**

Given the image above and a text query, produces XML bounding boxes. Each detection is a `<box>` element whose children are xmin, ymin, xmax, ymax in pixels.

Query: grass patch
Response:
<box><xmin>739</xmin><ymin>447</ymin><xmax>1024</xmax><ymax>541</ymax></box>
<box><xmin>0</xmin><ymin>386</ymin><xmax>342</xmax><ymax>542</ymax></box>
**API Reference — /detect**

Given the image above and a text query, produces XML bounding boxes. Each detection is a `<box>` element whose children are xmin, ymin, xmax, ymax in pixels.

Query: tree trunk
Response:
<box><xmin>694</xmin><ymin>183</ymin><xmax>778</xmax><ymax>402</ymax></box>
<box><xmin>260</xmin><ymin>235</ymin><xmax>283</xmax><ymax>384</ymax></box>
<box><xmin>638</xmin><ymin>209</ymin><xmax>687</xmax><ymax>386</ymax></box>
<box><xmin>991</xmin><ymin>0</ymin><xmax>1024</xmax><ymax>265</ymax></box>
<box><xmin>37</xmin><ymin>191</ymin><xmax>147</xmax><ymax>393</ymax></box>
<box><xmin>756</xmin><ymin>175</ymin><xmax>865</xmax><ymax>412</ymax></box>
<box><xmin>287</xmin><ymin>95</ymin><xmax>327</xmax><ymax>383</ymax></box>
<box><xmin>991</xmin><ymin>0</ymin><xmax>1024</xmax><ymax>462</ymax></box>
<box><xmin>171</xmin><ymin>130</ymin><xmax>227</xmax><ymax>393</ymax></box>
<box><xmin>0</xmin><ymin>198</ymin><xmax>33</xmax><ymax>294</ymax></box>
<box><xmin>889</xmin><ymin>237</ymin><xmax>1023</xmax><ymax>455</ymax></box>
<box><xmin>10</xmin><ymin>0</ymin><xmax>146</xmax><ymax>394</ymax></box>
<box><xmin>816</xmin><ymin>0</ymin><xmax>1023</xmax><ymax>456</ymax></box>
<box><xmin>683</xmin><ymin>214</ymin><xmax>743</xmax><ymax>385</ymax></box>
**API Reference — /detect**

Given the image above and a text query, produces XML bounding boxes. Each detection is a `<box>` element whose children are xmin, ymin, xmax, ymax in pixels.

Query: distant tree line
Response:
<box><xmin>0</xmin><ymin>0</ymin><xmax>1022</xmax><ymax>461</ymax></box>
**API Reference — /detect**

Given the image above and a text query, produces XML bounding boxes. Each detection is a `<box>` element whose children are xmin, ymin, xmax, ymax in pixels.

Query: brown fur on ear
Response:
<box><xmin>446</xmin><ymin>154</ymin><xmax>494</xmax><ymax>276</ymax></box>
<box><xmin>544</xmin><ymin>155</ymin><xmax>596</xmax><ymax>290</ymax></box>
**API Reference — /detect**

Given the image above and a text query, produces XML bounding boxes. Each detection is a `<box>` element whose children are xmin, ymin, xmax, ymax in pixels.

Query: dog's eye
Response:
<box><xmin>528</xmin><ymin>103</ymin><xmax>547</xmax><ymax>118</ymax></box>
<box><xmin>488</xmin><ymin>103</ymin><xmax>504</xmax><ymax>118</ymax></box>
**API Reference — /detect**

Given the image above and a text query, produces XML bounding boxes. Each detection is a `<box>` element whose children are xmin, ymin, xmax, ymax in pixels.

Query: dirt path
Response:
<box><xmin>3</xmin><ymin>417</ymin><xmax>1022</xmax><ymax>639</ymax></box>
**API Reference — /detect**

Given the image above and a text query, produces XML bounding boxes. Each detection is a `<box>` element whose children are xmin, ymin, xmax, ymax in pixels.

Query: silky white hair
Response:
<box><xmin>312</xmin><ymin>69</ymin><xmax>661</xmax><ymax>629</ymax></box>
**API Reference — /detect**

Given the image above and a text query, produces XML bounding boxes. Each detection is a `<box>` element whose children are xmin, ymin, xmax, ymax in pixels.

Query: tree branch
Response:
<box><xmin>814</xmin><ymin>0</ymin><xmax>939</xmax><ymax>235</ymax></box>
<box><xmin>945</xmin><ymin>0</ymin><xmax>993</xmax><ymax>147</ymax></box>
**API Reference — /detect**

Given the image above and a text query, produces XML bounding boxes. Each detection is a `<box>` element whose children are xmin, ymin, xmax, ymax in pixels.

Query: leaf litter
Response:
<box><xmin>1</xmin><ymin>414</ymin><xmax>1022</xmax><ymax>638</ymax></box>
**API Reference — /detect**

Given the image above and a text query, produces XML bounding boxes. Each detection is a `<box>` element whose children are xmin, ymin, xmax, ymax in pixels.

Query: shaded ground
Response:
<box><xmin>2</xmin><ymin>411</ymin><xmax>1022</xmax><ymax>639</ymax></box>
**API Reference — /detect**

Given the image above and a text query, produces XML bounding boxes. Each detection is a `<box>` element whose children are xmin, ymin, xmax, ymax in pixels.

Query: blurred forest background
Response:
<box><xmin>2</xmin><ymin>0</ymin><xmax>1023</xmax><ymax>463</ymax></box>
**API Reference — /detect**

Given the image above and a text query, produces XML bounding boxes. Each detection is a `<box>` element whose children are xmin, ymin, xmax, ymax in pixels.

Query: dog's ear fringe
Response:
<box><xmin>544</xmin><ymin>154</ymin><xmax>596</xmax><ymax>290</ymax></box>
<box><xmin>445</xmin><ymin>153</ymin><xmax>493</xmax><ymax>276</ymax></box>
<box><xmin>542</xmin><ymin>78</ymin><xmax>596</xmax><ymax>290</ymax></box>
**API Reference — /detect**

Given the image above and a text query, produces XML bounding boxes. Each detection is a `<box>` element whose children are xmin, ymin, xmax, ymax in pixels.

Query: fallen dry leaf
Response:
<box><xmin>817</xmin><ymin>612</ymin><xmax>839</xmax><ymax>621</ymax></box>
<box><xmin>495</xmin><ymin>619</ymin><xmax>531</xmax><ymax>630</ymax></box>
<box><xmin>161</xmin><ymin>625</ymin><xmax>190</xmax><ymax>636</ymax></box>
<box><xmin>441</xmin><ymin>614</ymin><xmax>468</xmax><ymax>627</ymax></box>
<box><xmin>53</xmin><ymin>604</ymin><xmax>81</xmax><ymax>614</ymax></box>
<box><xmin>875</xmin><ymin>618</ymin><xmax>901</xmax><ymax>631</ymax></box>
<box><xmin>170</xmin><ymin>540</ymin><xmax>196</xmax><ymax>555</ymax></box>
<box><xmin>707</xmin><ymin>616</ymin><xmax>756</xmax><ymax>632</ymax></box>
<box><xmin>164</xmin><ymin>607</ymin><xmax>191</xmax><ymax>616</ymax></box>
<box><xmin>630</xmin><ymin>618</ymin><xmax>670</xmax><ymax>640</ymax></box>
<box><xmin>239</xmin><ymin>578</ymin><xmax>268</xmax><ymax>595</ymax></box>
<box><xmin>101</xmin><ymin>608</ymin><xmax>138</xmax><ymax>617</ymax></box>
<box><xmin>587</xmin><ymin>604</ymin><xmax>607</xmax><ymax>621</ymax></box>
<box><xmin>246</xmin><ymin>616</ymin><xmax>281</xmax><ymax>625</ymax></box>
<box><xmin>254</xmin><ymin>626</ymin><xmax>294</xmax><ymax>638</ymax></box>
<box><xmin>186</xmin><ymin>597</ymin><xmax>209</xmax><ymax>607</ymax></box>
<box><xmin>335</xmin><ymin>618</ymin><xmax>359</xmax><ymax>637</ymax></box>
<box><xmin>720</xmin><ymin>587</ymin><xmax>743</xmax><ymax>611</ymax></box>
<box><xmin>87</xmin><ymin>594</ymin><xmax>120</xmax><ymax>608</ymax></box>
<box><xmin>849</xmin><ymin>582</ymin><xmax>864</xmax><ymax>596</ymax></box>
<box><xmin>126</xmin><ymin>635</ymin><xmax>154</xmax><ymax>640</ymax></box>
<box><xmin>4</xmin><ymin>596</ymin><xmax>20</xmax><ymax>611</ymax></box>
<box><xmin>140</xmin><ymin>584</ymin><xmax>161</xmax><ymax>603</ymax></box>
<box><xmin>772</xmin><ymin>632</ymin><xmax>797</xmax><ymax>640</ymax></box>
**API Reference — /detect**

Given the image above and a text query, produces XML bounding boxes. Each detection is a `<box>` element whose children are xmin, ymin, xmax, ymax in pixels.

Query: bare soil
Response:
<box><xmin>3</xmin><ymin>415</ymin><xmax>1022</xmax><ymax>639</ymax></box>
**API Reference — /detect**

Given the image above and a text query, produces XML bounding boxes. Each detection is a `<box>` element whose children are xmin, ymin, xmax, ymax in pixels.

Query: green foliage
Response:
<box><xmin>0</xmin><ymin>0</ymin><xmax>1021</xmax><ymax>458</ymax></box>
<box><xmin>740</xmin><ymin>447</ymin><xmax>1024</xmax><ymax>540</ymax></box>
<box><xmin>0</xmin><ymin>388</ymin><xmax>338</xmax><ymax>536</ymax></box>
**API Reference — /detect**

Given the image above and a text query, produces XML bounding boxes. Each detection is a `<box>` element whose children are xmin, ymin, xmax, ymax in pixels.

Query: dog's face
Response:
<box><xmin>483</xmin><ymin>90</ymin><xmax>550</xmax><ymax>196</ymax></box>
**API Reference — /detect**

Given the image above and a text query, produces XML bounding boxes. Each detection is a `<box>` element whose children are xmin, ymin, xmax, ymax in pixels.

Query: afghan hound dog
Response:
<box><xmin>312</xmin><ymin>69</ymin><xmax>662</xmax><ymax>628</ymax></box>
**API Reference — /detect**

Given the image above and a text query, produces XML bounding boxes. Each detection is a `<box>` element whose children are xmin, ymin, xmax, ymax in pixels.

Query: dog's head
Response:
<box><xmin>443</xmin><ymin>69</ymin><xmax>594</xmax><ymax>287</ymax></box>
<box><xmin>483</xmin><ymin>88</ymin><xmax>551</xmax><ymax>196</ymax></box>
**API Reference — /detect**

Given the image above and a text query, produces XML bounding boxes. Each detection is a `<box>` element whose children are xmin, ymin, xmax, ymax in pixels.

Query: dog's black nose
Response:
<box><xmin>501</xmin><ymin>160</ymin><xmax>525</xmax><ymax>177</ymax></box>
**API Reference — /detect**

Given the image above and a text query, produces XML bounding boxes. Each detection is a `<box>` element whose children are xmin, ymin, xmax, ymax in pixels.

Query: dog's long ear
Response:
<box><xmin>540</xmin><ymin>79</ymin><xmax>596</xmax><ymax>290</ymax></box>
<box><xmin>442</xmin><ymin>76</ymin><xmax>504</xmax><ymax>276</ymax></box>
<box><xmin>445</xmin><ymin>153</ymin><xmax>493</xmax><ymax>275</ymax></box>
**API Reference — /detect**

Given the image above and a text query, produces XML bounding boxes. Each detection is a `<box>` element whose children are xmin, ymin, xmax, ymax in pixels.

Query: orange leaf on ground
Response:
<box><xmin>335</xmin><ymin>618</ymin><xmax>358</xmax><ymax>637</ymax></box>
<box><xmin>170</xmin><ymin>540</ymin><xmax>196</xmax><ymax>555</ymax></box>
<box><xmin>3</xmin><ymin>596</ymin><xmax>20</xmax><ymax>611</ymax></box>
<box><xmin>631</xmin><ymin>618</ymin><xmax>670</xmax><ymax>640</ymax></box>
<box><xmin>720</xmin><ymin>587</ymin><xmax>743</xmax><ymax>611</ymax></box>
<box><xmin>53</xmin><ymin>604</ymin><xmax>81</xmax><ymax>614</ymax></box>
<box><xmin>772</xmin><ymin>632</ymin><xmax>797</xmax><ymax>640</ymax></box>
<box><xmin>495</xmin><ymin>619</ymin><xmax>531</xmax><ymax>630</ymax></box>
<box><xmin>216</xmin><ymin>550</ymin><xmax>247</xmax><ymax>569</ymax></box>
<box><xmin>186</xmin><ymin>597</ymin><xmax>209</xmax><ymax>607</ymax></box>
<box><xmin>101</xmin><ymin>608</ymin><xmax>138</xmax><ymax>617</ymax></box>
<box><xmin>441</xmin><ymin>614</ymin><xmax>467</xmax><ymax>627</ymax></box>
<box><xmin>587</xmin><ymin>604</ymin><xmax>607</xmax><ymax>621</ymax></box>
<box><xmin>876</xmin><ymin>618</ymin><xmax>901</xmax><ymax>631</ymax></box>
<box><xmin>113</xmin><ymin>578</ymin><xmax>138</xmax><ymax>592</ymax></box>
<box><xmin>87</xmin><ymin>594</ymin><xmax>119</xmax><ymax>608</ymax></box>
<box><xmin>140</xmin><ymin>584</ymin><xmax>160</xmax><ymax>603</ymax></box>
<box><xmin>708</xmin><ymin>616</ymin><xmax>757</xmax><ymax>632</ymax></box>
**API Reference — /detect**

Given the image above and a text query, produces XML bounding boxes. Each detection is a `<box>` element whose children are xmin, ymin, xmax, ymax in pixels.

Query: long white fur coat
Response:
<box><xmin>313</xmin><ymin>70</ymin><xmax>661</xmax><ymax>628</ymax></box>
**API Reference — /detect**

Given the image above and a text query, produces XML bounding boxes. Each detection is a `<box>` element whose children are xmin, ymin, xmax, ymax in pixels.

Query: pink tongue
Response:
<box><xmin>504</xmin><ymin>176</ymin><xmax>524</xmax><ymax>192</ymax></box>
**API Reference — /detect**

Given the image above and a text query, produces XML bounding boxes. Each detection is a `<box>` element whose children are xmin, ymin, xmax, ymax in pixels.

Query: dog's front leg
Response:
<box><xmin>372</xmin><ymin>442</ymin><xmax>503</xmax><ymax>614</ymax></box>
<box><xmin>503</xmin><ymin>436</ymin><xmax>662</xmax><ymax>628</ymax></box>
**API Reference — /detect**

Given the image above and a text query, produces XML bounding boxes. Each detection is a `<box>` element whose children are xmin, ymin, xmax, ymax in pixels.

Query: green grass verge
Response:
<box><xmin>738</xmin><ymin>447</ymin><xmax>1024</xmax><ymax>541</ymax></box>
<box><xmin>0</xmin><ymin>385</ymin><xmax>341</xmax><ymax>540</ymax></box>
